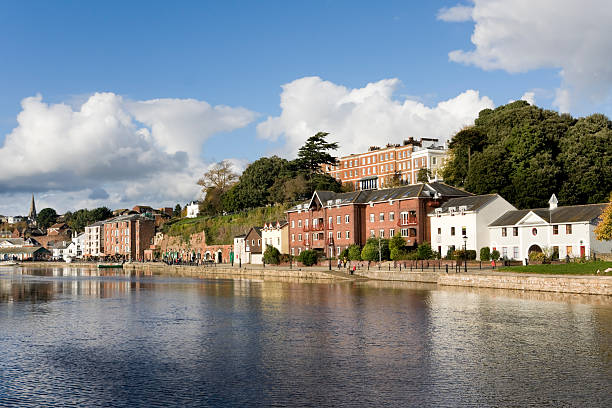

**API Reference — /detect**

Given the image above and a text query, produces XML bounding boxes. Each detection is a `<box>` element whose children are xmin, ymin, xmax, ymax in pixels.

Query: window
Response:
<box><xmin>451</xmin><ymin>227</ymin><xmax>455</xmax><ymax>236</ymax></box>
<box><xmin>298</xmin><ymin>234</ymin><xmax>302</xmax><ymax>241</ymax></box>
<box><xmin>291</xmin><ymin>248</ymin><xmax>295</xmax><ymax>255</ymax></box>
<box><xmin>370</xmin><ymin>213</ymin><xmax>375</xmax><ymax>222</ymax></box>
<box><xmin>566</xmin><ymin>224</ymin><xmax>572</xmax><ymax>234</ymax></box>
<box><xmin>379</xmin><ymin>213</ymin><xmax>384</xmax><ymax>221</ymax></box>
<box><xmin>337</xmin><ymin>215</ymin><xmax>341</xmax><ymax>224</ymax></box>
<box><xmin>291</xmin><ymin>234</ymin><xmax>295</xmax><ymax>242</ymax></box>
<box><xmin>258</xmin><ymin>239</ymin><xmax>261</xmax><ymax>245</ymax></box>
<box><xmin>532</xmin><ymin>228</ymin><xmax>537</xmax><ymax>236</ymax></box>
<box><xmin>389</xmin><ymin>212</ymin><xmax>395</xmax><ymax>221</ymax></box>
<box><xmin>461</xmin><ymin>226</ymin><xmax>466</xmax><ymax>236</ymax></box>
<box><xmin>336</xmin><ymin>246</ymin><xmax>341</xmax><ymax>255</ymax></box>
<box><xmin>379</xmin><ymin>229</ymin><xmax>384</xmax><ymax>238</ymax></box>
<box><xmin>513</xmin><ymin>227</ymin><xmax>518</xmax><ymax>236</ymax></box>
<box><xmin>337</xmin><ymin>231</ymin><xmax>341</xmax><ymax>239</ymax></box>
<box><xmin>291</xmin><ymin>220</ymin><xmax>295</xmax><ymax>228</ymax></box>
<box><xmin>370</xmin><ymin>230</ymin><xmax>375</xmax><ymax>237</ymax></box>
<box><xmin>502</xmin><ymin>247</ymin><xmax>508</xmax><ymax>258</ymax></box>
<box><xmin>328</xmin><ymin>216</ymin><xmax>332</xmax><ymax>226</ymax></box>
<box><xmin>401</xmin><ymin>228</ymin><xmax>408</xmax><ymax>237</ymax></box>
<box><xmin>345</xmin><ymin>215</ymin><xmax>350</xmax><ymax>223</ymax></box>
<box><xmin>437</xmin><ymin>227</ymin><xmax>441</xmax><ymax>235</ymax></box>
<box><xmin>305</xmin><ymin>219</ymin><xmax>309</xmax><ymax>228</ymax></box>
<box><xmin>566</xmin><ymin>246</ymin><xmax>573</xmax><ymax>256</ymax></box>
<box><xmin>432</xmin><ymin>157</ymin><xmax>437</xmax><ymax>165</ymax></box>
<box><xmin>501</xmin><ymin>227</ymin><xmax>507</xmax><ymax>237</ymax></box>
<box><xmin>346</xmin><ymin>231</ymin><xmax>350</xmax><ymax>239</ymax></box>
<box><xmin>390</xmin><ymin>229</ymin><xmax>395</xmax><ymax>237</ymax></box>
<box><xmin>513</xmin><ymin>246</ymin><xmax>519</xmax><ymax>259</ymax></box>
<box><xmin>553</xmin><ymin>225</ymin><xmax>558</xmax><ymax>235</ymax></box>
<box><xmin>298</xmin><ymin>220</ymin><xmax>302</xmax><ymax>228</ymax></box>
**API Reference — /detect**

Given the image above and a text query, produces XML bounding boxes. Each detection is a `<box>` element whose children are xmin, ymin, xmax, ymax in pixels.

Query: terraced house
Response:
<box><xmin>287</xmin><ymin>182</ymin><xmax>470</xmax><ymax>258</ymax></box>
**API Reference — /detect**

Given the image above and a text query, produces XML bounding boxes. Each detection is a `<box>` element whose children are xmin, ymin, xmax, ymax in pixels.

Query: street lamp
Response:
<box><xmin>462</xmin><ymin>234</ymin><xmax>468</xmax><ymax>273</ymax></box>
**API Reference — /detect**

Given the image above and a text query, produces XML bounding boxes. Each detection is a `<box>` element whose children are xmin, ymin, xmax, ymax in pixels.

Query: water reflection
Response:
<box><xmin>0</xmin><ymin>266</ymin><xmax>610</xmax><ymax>407</ymax></box>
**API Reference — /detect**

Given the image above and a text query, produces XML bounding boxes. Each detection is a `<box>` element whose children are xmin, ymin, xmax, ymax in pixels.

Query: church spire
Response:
<box><xmin>29</xmin><ymin>193</ymin><xmax>37</xmax><ymax>221</ymax></box>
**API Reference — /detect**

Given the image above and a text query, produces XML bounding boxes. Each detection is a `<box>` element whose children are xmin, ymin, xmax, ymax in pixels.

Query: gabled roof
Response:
<box><xmin>489</xmin><ymin>203</ymin><xmax>607</xmax><ymax>227</ymax></box>
<box><xmin>289</xmin><ymin>182</ymin><xmax>471</xmax><ymax>212</ymax></box>
<box><xmin>430</xmin><ymin>194</ymin><xmax>500</xmax><ymax>215</ymax></box>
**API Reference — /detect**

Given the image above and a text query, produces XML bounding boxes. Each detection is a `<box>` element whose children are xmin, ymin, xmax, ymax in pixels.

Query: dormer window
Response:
<box><xmin>335</xmin><ymin>199</ymin><xmax>341</xmax><ymax>205</ymax></box>
<box><xmin>327</xmin><ymin>200</ymin><xmax>333</xmax><ymax>206</ymax></box>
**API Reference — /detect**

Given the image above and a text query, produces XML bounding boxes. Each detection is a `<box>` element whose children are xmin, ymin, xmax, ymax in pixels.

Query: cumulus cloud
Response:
<box><xmin>442</xmin><ymin>0</ymin><xmax>612</xmax><ymax>111</ymax></box>
<box><xmin>436</xmin><ymin>5</ymin><xmax>473</xmax><ymax>22</ymax></box>
<box><xmin>257</xmin><ymin>76</ymin><xmax>493</xmax><ymax>157</ymax></box>
<box><xmin>0</xmin><ymin>92</ymin><xmax>256</xmax><ymax>214</ymax></box>
<box><xmin>520</xmin><ymin>92</ymin><xmax>535</xmax><ymax>105</ymax></box>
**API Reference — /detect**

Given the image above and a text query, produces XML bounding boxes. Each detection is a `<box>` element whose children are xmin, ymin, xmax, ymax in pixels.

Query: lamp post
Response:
<box><xmin>462</xmin><ymin>234</ymin><xmax>468</xmax><ymax>273</ymax></box>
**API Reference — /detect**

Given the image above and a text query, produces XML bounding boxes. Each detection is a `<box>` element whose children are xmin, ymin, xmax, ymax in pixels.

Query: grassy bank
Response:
<box><xmin>162</xmin><ymin>204</ymin><xmax>289</xmax><ymax>245</ymax></box>
<box><xmin>500</xmin><ymin>261</ymin><xmax>612</xmax><ymax>276</ymax></box>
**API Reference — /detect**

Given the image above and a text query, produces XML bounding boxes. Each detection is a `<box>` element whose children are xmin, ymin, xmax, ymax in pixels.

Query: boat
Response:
<box><xmin>97</xmin><ymin>263</ymin><xmax>124</xmax><ymax>269</ymax></box>
<box><xmin>0</xmin><ymin>260</ymin><xmax>19</xmax><ymax>266</ymax></box>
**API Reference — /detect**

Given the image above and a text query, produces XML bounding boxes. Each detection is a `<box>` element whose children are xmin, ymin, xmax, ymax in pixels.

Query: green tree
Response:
<box><xmin>173</xmin><ymin>204</ymin><xmax>182</xmax><ymax>218</ymax></box>
<box><xmin>298</xmin><ymin>249</ymin><xmax>319</xmax><ymax>266</ymax></box>
<box><xmin>491</xmin><ymin>249</ymin><xmax>500</xmax><ymax>261</ymax></box>
<box><xmin>480</xmin><ymin>247</ymin><xmax>491</xmax><ymax>261</ymax></box>
<box><xmin>361</xmin><ymin>238</ymin><xmax>389</xmax><ymax>261</ymax></box>
<box><xmin>389</xmin><ymin>235</ymin><xmax>406</xmax><ymax>260</ymax></box>
<box><xmin>294</xmin><ymin>132</ymin><xmax>339</xmax><ymax>177</ymax></box>
<box><xmin>36</xmin><ymin>208</ymin><xmax>58</xmax><ymax>229</ymax></box>
<box><xmin>442</xmin><ymin>126</ymin><xmax>488</xmax><ymax>187</ymax></box>
<box><xmin>263</xmin><ymin>245</ymin><xmax>281</xmax><ymax>265</ymax></box>
<box><xmin>197</xmin><ymin>160</ymin><xmax>238</xmax><ymax>194</ymax></box>
<box><xmin>347</xmin><ymin>244</ymin><xmax>362</xmax><ymax>260</ymax></box>
<box><xmin>594</xmin><ymin>193</ymin><xmax>612</xmax><ymax>241</ymax></box>
<box><xmin>417</xmin><ymin>168</ymin><xmax>431</xmax><ymax>183</ymax></box>
<box><xmin>416</xmin><ymin>242</ymin><xmax>433</xmax><ymax>260</ymax></box>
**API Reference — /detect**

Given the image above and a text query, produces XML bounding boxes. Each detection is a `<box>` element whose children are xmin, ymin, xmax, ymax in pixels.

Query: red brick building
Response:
<box><xmin>103</xmin><ymin>214</ymin><xmax>155</xmax><ymax>261</ymax></box>
<box><xmin>287</xmin><ymin>182</ymin><xmax>470</xmax><ymax>257</ymax></box>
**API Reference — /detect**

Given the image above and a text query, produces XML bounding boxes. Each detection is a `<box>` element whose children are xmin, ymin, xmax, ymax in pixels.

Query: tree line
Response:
<box><xmin>442</xmin><ymin>101</ymin><xmax>612</xmax><ymax>209</ymax></box>
<box><xmin>198</xmin><ymin>132</ymin><xmax>343</xmax><ymax>215</ymax></box>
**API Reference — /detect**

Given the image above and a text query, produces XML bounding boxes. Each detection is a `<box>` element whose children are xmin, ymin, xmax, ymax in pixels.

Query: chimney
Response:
<box><xmin>548</xmin><ymin>194</ymin><xmax>558</xmax><ymax>210</ymax></box>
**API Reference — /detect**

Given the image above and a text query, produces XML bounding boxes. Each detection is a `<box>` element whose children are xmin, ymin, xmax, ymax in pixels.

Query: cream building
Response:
<box><xmin>84</xmin><ymin>221</ymin><xmax>105</xmax><ymax>258</ymax></box>
<box><xmin>261</xmin><ymin>221</ymin><xmax>289</xmax><ymax>255</ymax></box>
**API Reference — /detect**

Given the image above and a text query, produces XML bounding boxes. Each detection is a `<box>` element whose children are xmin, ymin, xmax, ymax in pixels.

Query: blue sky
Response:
<box><xmin>1</xmin><ymin>0</ymin><xmax>610</xmax><ymax>214</ymax></box>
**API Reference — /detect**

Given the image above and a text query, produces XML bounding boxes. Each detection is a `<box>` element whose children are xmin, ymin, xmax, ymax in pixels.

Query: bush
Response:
<box><xmin>390</xmin><ymin>247</ymin><xmax>406</xmax><ymax>261</ymax></box>
<box><xmin>348</xmin><ymin>244</ymin><xmax>362</xmax><ymax>260</ymax></box>
<box><xmin>445</xmin><ymin>247</ymin><xmax>455</xmax><ymax>260</ymax></box>
<box><xmin>263</xmin><ymin>246</ymin><xmax>281</xmax><ymax>265</ymax></box>
<box><xmin>416</xmin><ymin>242</ymin><xmax>434</xmax><ymax>260</ymax></box>
<box><xmin>528</xmin><ymin>251</ymin><xmax>546</xmax><ymax>262</ymax></box>
<box><xmin>480</xmin><ymin>247</ymin><xmax>491</xmax><ymax>261</ymax></box>
<box><xmin>361</xmin><ymin>238</ymin><xmax>390</xmax><ymax>261</ymax></box>
<box><xmin>491</xmin><ymin>249</ymin><xmax>500</xmax><ymax>261</ymax></box>
<box><xmin>389</xmin><ymin>235</ymin><xmax>406</xmax><ymax>253</ymax></box>
<box><xmin>279</xmin><ymin>253</ymin><xmax>291</xmax><ymax>263</ymax></box>
<box><xmin>298</xmin><ymin>249</ymin><xmax>319</xmax><ymax>266</ymax></box>
<box><xmin>339</xmin><ymin>248</ymin><xmax>349</xmax><ymax>260</ymax></box>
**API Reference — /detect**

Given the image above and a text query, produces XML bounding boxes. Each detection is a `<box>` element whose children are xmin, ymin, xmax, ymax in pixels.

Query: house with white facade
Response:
<box><xmin>233</xmin><ymin>234</ymin><xmax>247</xmax><ymax>265</ymax></box>
<box><xmin>488</xmin><ymin>194</ymin><xmax>610</xmax><ymax>260</ymax></box>
<box><xmin>429</xmin><ymin>194</ymin><xmax>516</xmax><ymax>259</ymax></box>
<box><xmin>186</xmin><ymin>201</ymin><xmax>200</xmax><ymax>218</ymax></box>
<box><xmin>84</xmin><ymin>221</ymin><xmax>105</xmax><ymax>258</ymax></box>
<box><xmin>261</xmin><ymin>221</ymin><xmax>289</xmax><ymax>255</ymax></box>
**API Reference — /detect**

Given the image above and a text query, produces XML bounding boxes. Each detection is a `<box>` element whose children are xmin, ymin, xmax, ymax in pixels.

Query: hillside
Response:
<box><xmin>162</xmin><ymin>204</ymin><xmax>290</xmax><ymax>245</ymax></box>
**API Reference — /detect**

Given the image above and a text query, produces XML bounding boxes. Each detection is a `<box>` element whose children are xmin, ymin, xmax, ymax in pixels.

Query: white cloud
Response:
<box><xmin>257</xmin><ymin>76</ymin><xmax>493</xmax><ymax>157</ymax></box>
<box><xmin>437</xmin><ymin>5</ymin><xmax>473</xmax><ymax>22</ymax></box>
<box><xmin>442</xmin><ymin>0</ymin><xmax>612</xmax><ymax>111</ymax></box>
<box><xmin>520</xmin><ymin>92</ymin><xmax>535</xmax><ymax>105</ymax></box>
<box><xmin>0</xmin><ymin>93</ymin><xmax>256</xmax><ymax>214</ymax></box>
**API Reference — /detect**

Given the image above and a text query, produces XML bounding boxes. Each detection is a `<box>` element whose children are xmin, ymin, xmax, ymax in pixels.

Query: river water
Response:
<box><xmin>0</xmin><ymin>266</ymin><xmax>610</xmax><ymax>407</ymax></box>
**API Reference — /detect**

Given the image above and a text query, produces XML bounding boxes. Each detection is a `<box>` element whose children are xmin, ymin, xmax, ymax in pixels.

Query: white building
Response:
<box><xmin>429</xmin><ymin>194</ymin><xmax>516</xmax><ymax>259</ymax></box>
<box><xmin>233</xmin><ymin>234</ymin><xmax>247</xmax><ymax>264</ymax></box>
<box><xmin>261</xmin><ymin>221</ymin><xmax>289</xmax><ymax>255</ymax></box>
<box><xmin>7</xmin><ymin>216</ymin><xmax>26</xmax><ymax>224</ymax></box>
<box><xmin>186</xmin><ymin>201</ymin><xmax>200</xmax><ymax>218</ymax></box>
<box><xmin>84</xmin><ymin>221</ymin><xmax>105</xmax><ymax>258</ymax></box>
<box><xmin>64</xmin><ymin>232</ymin><xmax>86</xmax><ymax>259</ymax></box>
<box><xmin>488</xmin><ymin>194</ymin><xmax>610</xmax><ymax>260</ymax></box>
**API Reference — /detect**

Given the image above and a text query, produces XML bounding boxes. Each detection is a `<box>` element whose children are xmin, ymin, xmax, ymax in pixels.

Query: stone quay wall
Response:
<box><xmin>438</xmin><ymin>273</ymin><xmax>611</xmax><ymax>296</ymax></box>
<box><xmin>355</xmin><ymin>270</ymin><xmax>441</xmax><ymax>283</ymax></box>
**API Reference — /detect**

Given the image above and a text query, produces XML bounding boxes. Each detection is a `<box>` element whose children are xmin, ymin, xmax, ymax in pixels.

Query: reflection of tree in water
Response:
<box><xmin>0</xmin><ymin>281</ymin><xmax>56</xmax><ymax>303</ymax></box>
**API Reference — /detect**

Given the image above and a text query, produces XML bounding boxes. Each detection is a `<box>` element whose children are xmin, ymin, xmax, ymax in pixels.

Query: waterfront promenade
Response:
<box><xmin>24</xmin><ymin>261</ymin><xmax>612</xmax><ymax>296</ymax></box>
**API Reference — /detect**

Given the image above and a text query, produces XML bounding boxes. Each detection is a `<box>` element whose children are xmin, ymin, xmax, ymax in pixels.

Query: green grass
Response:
<box><xmin>162</xmin><ymin>204</ymin><xmax>290</xmax><ymax>245</ymax></box>
<box><xmin>500</xmin><ymin>261</ymin><xmax>612</xmax><ymax>276</ymax></box>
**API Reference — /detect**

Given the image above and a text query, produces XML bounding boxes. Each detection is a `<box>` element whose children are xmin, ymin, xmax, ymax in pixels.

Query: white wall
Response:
<box><xmin>262</xmin><ymin>228</ymin><xmax>283</xmax><ymax>253</ymax></box>
<box><xmin>186</xmin><ymin>203</ymin><xmax>199</xmax><ymax>218</ymax></box>
<box><xmin>233</xmin><ymin>237</ymin><xmax>247</xmax><ymax>263</ymax></box>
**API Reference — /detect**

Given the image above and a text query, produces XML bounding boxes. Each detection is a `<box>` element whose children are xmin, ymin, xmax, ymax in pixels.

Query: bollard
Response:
<box><xmin>421</xmin><ymin>261</ymin><xmax>423</xmax><ymax>271</ymax></box>
<box><xmin>445</xmin><ymin>264</ymin><xmax>448</xmax><ymax>274</ymax></box>
<box><xmin>388</xmin><ymin>264</ymin><xmax>390</xmax><ymax>271</ymax></box>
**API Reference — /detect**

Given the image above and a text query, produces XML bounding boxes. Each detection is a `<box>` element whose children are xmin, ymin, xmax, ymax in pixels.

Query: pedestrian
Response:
<box><xmin>343</xmin><ymin>257</ymin><xmax>347</xmax><ymax>268</ymax></box>
<box><xmin>491</xmin><ymin>259</ymin><xmax>496</xmax><ymax>269</ymax></box>
<box><xmin>337</xmin><ymin>259</ymin><xmax>341</xmax><ymax>269</ymax></box>
<box><xmin>351</xmin><ymin>265</ymin><xmax>356</xmax><ymax>275</ymax></box>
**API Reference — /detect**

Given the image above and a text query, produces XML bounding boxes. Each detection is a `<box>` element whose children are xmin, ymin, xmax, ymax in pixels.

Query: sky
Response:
<box><xmin>1</xmin><ymin>0</ymin><xmax>611</xmax><ymax>215</ymax></box>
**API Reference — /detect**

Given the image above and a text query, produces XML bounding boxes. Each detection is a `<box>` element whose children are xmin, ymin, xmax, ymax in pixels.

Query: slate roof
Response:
<box><xmin>429</xmin><ymin>194</ymin><xmax>500</xmax><ymax>214</ymax></box>
<box><xmin>291</xmin><ymin>182</ymin><xmax>471</xmax><ymax>212</ymax></box>
<box><xmin>489</xmin><ymin>203</ymin><xmax>607</xmax><ymax>227</ymax></box>
<box><xmin>0</xmin><ymin>246</ymin><xmax>49</xmax><ymax>255</ymax></box>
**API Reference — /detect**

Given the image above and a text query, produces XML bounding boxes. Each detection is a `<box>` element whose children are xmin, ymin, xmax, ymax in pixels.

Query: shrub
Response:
<box><xmin>361</xmin><ymin>238</ymin><xmax>390</xmax><ymax>261</ymax></box>
<box><xmin>491</xmin><ymin>249</ymin><xmax>500</xmax><ymax>261</ymax></box>
<box><xmin>445</xmin><ymin>247</ymin><xmax>455</xmax><ymax>259</ymax></box>
<box><xmin>298</xmin><ymin>249</ymin><xmax>319</xmax><ymax>266</ymax></box>
<box><xmin>339</xmin><ymin>248</ymin><xmax>349</xmax><ymax>260</ymax></box>
<box><xmin>389</xmin><ymin>235</ymin><xmax>406</xmax><ymax>253</ymax></box>
<box><xmin>348</xmin><ymin>244</ymin><xmax>362</xmax><ymax>260</ymax></box>
<box><xmin>263</xmin><ymin>246</ymin><xmax>281</xmax><ymax>265</ymax></box>
<box><xmin>528</xmin><ymin>251</ymin><xmax>546</xmax><ymax>262</ymax></box>
<box><xmin>480</xmin><ymin>247</ymin><xmax>491</xmax><ymax>261</ymax></box>
<box><xmin>390</xmin><ymin>247</ymin><xmax>406</xmax><ymax>261</ymax></box>
<box><xmin>416</xmin><ymin>242</ymin><xmax>434</xmax><ymax>260</ymax></box>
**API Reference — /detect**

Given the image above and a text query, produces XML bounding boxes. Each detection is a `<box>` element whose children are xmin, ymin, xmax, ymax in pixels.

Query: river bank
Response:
<box><xmin>19</xmin><ymin>261</ymin><xmax>612</xmax><ymax>296</ymax></box>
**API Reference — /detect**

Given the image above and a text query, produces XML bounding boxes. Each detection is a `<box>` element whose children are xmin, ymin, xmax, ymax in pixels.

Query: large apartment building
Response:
<box><xmin>103</xmin><ymin>214</ymin><xmax>155</xmax><ymax>261</ymax></box>
<box><xmin>287</xmin><ymin>182</ymin><xmax>470</xmax><ymax>258</ymax></box>
<box><xmin>323</xmin><ymin>138</ymin><xmax>448</xmax><ymax>191</ymax></box>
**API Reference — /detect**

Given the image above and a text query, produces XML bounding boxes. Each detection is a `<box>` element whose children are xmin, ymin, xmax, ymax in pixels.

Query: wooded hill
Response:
<box><xmin>442</xmin><ymin>101</ymin><xmax>612</xmax><ymax>209</ymax></box>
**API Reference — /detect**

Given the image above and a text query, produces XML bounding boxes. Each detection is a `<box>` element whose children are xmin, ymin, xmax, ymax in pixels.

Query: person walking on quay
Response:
<box><xmin>491</xmin><ymin>259</ymin><xmax>496</xmax><ymax>269</ymax></box>
<box><xmin>337</xmin><ymin>258</ymin><xmax>342</xmax><ymax>269</ymax></box>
